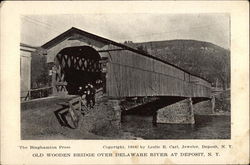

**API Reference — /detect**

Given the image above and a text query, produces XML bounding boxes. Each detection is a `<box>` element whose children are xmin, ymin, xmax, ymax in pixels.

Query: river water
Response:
<box><xmin>121</xmin><ymin>114</ymin><xmax>231</xmax><ymax>139</ymax></box>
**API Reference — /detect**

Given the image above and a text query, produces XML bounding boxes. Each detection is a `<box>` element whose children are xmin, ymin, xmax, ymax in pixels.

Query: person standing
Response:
<box><xmin>78</xmin><ymin>86</ymin><xmax>84</xmax><ymax>97</ymax></box>
<box><xmin>88</xmin><ymin>83</ymin><xmax>96</xmax><ymax>108</ymax></box>
<box><xmin>84</xmin><ymin>85</ymin><xmax>91</xmax><ymax>108</ymax></box>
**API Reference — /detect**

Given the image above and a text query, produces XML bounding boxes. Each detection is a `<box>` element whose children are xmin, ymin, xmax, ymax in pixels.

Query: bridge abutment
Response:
<box><xmin>89</xmin><ymin>98</ymin><xmax>122</xmax><ymax>136</ymax></box>
<box><xmin>106</xmin><ymin>99</ymin><xmax>122</xmax><ymax>130</ymax></box>
<box><xmin>156</xmin><ymin>98</ymin><xmax>195</xmax><ymax>124</ymax></box>
<box><xmin>193</xmin><ymin>97</ymin><xmax>215</xmax><ymax>115</ymax></box>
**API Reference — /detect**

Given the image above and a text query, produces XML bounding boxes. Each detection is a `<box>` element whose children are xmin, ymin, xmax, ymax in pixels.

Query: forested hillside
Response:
<box><xmin>130</xmin><ymin>40</ymin><xmax>230</xmax><ymax>89</ymax></box>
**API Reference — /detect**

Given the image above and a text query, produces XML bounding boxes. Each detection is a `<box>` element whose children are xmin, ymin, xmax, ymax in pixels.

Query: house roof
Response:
<box><xmin>41</xmin><ymin>27</ymin><xmax>211</xmax><ymax>83</ymax></box>
<box><xmin>20</xmin><ymin>43</ymin><xmax>39</xmax><ymax>49</ymax></box>
<box><xmin>20</xmin><ymin>43</ymin><xmax>38</xmax><ymax>53</ymax></box>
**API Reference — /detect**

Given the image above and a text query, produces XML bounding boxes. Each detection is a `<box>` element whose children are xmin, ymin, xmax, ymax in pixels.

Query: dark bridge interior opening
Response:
<box><xmin>55</xmin><ymin>46</ymin><xmax>102</xmax><ymax>95</ymax></box>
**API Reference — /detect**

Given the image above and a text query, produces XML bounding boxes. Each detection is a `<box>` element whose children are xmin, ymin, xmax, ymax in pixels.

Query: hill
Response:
<box><xmin>129</xmin><ymin>40</ymin><xmax>230</xmax><ymax>89</ymax></box>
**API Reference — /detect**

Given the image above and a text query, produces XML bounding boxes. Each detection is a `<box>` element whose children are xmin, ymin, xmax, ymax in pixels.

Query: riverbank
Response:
<box><xmin>205</xmin><ymin>111</ymin><xmax>230</xmax><ymax>116</ymax></box>
<box><xmin>21</xmin><ymin>96</ymin><xmax>230</xmax><ymax>140</ymax></box>
<box><xmin>21</xmin><ymin>96</ymin><xmax>142</xmax><ymax>140</ymax></box>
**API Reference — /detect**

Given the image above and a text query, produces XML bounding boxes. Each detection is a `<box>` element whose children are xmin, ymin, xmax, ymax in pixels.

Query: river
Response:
<box><xmin>121</xmin><ymin>114</ymin><xmax>230</xmax><ymax>139</ymax></box>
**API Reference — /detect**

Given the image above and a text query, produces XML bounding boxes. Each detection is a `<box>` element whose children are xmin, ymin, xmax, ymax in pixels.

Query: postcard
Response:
<box><xmin>1</xmin><ymin>1</ymin><xmax>249</xmax><ymax>164</ymax></box>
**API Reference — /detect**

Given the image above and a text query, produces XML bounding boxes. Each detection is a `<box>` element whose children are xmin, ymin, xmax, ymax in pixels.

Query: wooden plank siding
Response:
<box><xmin>40</xmin><ymin>27</ymin><xmax>211</xmax><ymax>99</ymax></box>
<box><xmin>106</xmin><ymin>45</ymin><xmax>211</xmax><ymax>98</ymax></box>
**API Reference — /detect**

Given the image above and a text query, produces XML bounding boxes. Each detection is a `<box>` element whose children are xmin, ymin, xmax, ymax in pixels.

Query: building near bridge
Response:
<box><xmin>20</xmin><ymin>43</ymin><xmax>35</xmax><ymax>101</ymax></box>
<box><xmin>20</xmin><ymin>43</ymin><xmax>49</xmax><ymax>101</ymax></box>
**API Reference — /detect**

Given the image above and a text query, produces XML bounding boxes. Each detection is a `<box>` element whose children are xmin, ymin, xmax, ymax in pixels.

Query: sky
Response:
<box><xmin>21</xmin><ymin>14</ymin><xmax>230</xmax><ymax>49</ymax></box>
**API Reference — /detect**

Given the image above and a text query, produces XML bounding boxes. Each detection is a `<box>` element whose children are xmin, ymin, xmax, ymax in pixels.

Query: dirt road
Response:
<box><xmin>21</xmin><ymin>96</ymin><xmax>112</xmax><ymax>140</ymax></box>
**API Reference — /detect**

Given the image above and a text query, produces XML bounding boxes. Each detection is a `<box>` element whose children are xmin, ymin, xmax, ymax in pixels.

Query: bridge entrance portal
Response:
<box><xmin>53</xmin><ymin>46</ymin><xmax>102</xmax><ymax>95</ymax></box>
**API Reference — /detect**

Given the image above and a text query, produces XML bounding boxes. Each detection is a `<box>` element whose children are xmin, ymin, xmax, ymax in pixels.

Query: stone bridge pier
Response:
<box><xmin>156</xmin><ymin>97</ymin><xmax>215</xmax><ymax>124</ymax></box>
<box><xmin>193</xmin><ymin>97</ymin><xmax>215</xmax><ymax>115</ymax></box>
<box><xmin>156</xmin><ymin>98</ymin><xmax>195</xmax><ymax>124</ymax></box>
<box><xmin>107</xmin><ymin>99</ymin><xmax>122</xmax><ymax>129</ymax></box>
<box><xmin>104</xmin><ymin>96</ymin><xmax>215</xmax><ymax>129</ymax></box>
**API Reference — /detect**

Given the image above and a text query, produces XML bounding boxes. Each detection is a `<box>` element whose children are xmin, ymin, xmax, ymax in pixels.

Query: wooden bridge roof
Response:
<box><xmin>41</xmin><ymin>27</ymin><xmax>210</xmax><ymax>83</ymax></box>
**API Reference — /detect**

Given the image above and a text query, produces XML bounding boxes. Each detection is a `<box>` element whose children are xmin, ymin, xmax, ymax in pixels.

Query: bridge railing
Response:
<box><xmin>21</xmin><ymin>86</ymin><xmax>53</xmax><ymax>102</ymax></box>
<box><xmin>67</xmin><ymin>88</ymin><xmax>103</xmax><ymax>129</ymax></box>
<box><xmin>68</xmin><ymin>97</ymin><xmax>82</xmax><ymax>128</ymax></box>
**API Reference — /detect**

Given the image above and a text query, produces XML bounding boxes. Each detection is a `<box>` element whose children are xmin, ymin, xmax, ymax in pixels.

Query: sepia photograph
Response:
<box><xmin>1</xmin><ymin>1</ymin><xmax>249</xmax><ymax>164</ymax></box>
<box><xmin>20</xmin><ymin>14</ymin><xmax>231</xmax><ymax>140</ymax></box>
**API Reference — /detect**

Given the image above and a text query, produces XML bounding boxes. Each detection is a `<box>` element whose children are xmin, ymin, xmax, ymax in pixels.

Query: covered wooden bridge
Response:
<box><xmin>41</xmin><ymin>27</ymin><xmax>211</xmax><ymax>99</ymax></box>
<box><xmin>38</xmin><ymin>27</ymin><xmax>213</xmax><ymax>125</ymax></box>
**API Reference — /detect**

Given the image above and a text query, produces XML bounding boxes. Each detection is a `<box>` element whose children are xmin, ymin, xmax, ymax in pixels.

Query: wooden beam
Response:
<box><xmin>98</xmin><ymin>49</ymin><xmax>125</xmax><ymax>52</ymax></box>
<box><xmin>20</xmin><ymin>49</ymin><xmax>34</xmax><ymax>53</ymax></box>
